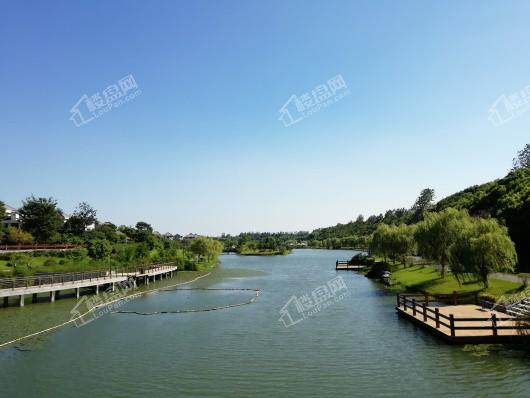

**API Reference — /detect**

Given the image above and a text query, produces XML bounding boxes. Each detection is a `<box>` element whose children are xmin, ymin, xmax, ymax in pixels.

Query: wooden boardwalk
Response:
<box><xmin>396</xmin><ymin>293</ymin><xmax>530</xmax><ymax>344</ymax></box>
<box><xmin>0</xmin><ymin>263</ymin><xmax>178</xmax><ymax>307</ymax></box>
<box><xmin>335</xmin><ymin>260</ymin><xmax>366</xmax><ymax>271</ymax></box>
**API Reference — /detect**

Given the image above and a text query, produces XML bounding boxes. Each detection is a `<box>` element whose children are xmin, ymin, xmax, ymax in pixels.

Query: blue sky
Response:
<box><xmin>1</xmin><ymin>1</ymin><xmax>529</xmax><ymax>235</ymax></box>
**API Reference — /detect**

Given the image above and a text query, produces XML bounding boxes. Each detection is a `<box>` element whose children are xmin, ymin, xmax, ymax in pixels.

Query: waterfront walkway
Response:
<box><xmin>396</xmin><ymin>293</ymin><xmax>530</xmax><ymax>344</ymax></box>
<box><xmin>0</xmin><ymin>263</ymin><xmax>178</xmax><ymax>307</ymax></box>
<box><xmin>335</xmin><ymin>260</ymin><xmax>366</xmax><ymax>271</ymax></box>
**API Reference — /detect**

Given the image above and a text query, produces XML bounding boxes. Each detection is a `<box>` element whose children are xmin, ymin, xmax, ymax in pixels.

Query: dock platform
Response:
<box><xmin>396</xmin><ymin>293</ymin><xmax>530</xmax><ymax>344</ymax></box>
<box><xmin>336</xmin><ymin>260</ymin><xmax>366</xmax><ymax>271</ymax></box>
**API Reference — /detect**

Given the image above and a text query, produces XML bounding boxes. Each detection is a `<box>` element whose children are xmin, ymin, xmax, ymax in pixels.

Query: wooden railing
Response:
<box><xmin>0</xmin><ymin>244</ymin><xmax>80</xmax><ymax>251</ymax></box>
<box><xmin>397</xmin><ymin>293</ymin><xmax>530</xmax><ymax>337</ymax></box>
<box><xmin>0</xmin><ymin>262</ymin><xmax>177</xmax><ymax>290</ymax></box>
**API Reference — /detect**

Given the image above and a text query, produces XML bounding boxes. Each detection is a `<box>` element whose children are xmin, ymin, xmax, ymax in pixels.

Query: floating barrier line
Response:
<box><xmin>0</xmin><ymin>272</ymin><xmax>213</xmax><ymax>349</ymax></box>
<box><xmin>111</xmin><ymin>288</ymin><xmax>261</xmax><ymax>315</ymax></box>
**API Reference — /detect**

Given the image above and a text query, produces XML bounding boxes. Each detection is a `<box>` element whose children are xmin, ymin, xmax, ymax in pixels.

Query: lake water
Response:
<box><xmin>1</xmin><ymin>249</ymin><xmax>529</xmax><ymax>397</ymax></box>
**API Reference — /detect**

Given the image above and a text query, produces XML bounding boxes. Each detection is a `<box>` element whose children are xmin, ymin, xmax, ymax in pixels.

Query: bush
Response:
<box><xmin>7</xmin><ymin>253</ymin><xmax>32</xmax><ymax>268</ymax></box>
<box><xmin>4</xmin><ymin>228</ymin><xmax>34</xmax><ymax>244</ymax></box>
<box><xmin>43</xmin><ymin>258</ymin><xmax>59</xmax><ymax>268</ymax></box>
<box><xmin>365</xmin><ymin>262</ymin><xmax>393</xmax><ymax>279</ymax></box>
<box><xmin>88</xmin><ymin>240</ymin><xmax>112</xmax><ymax>260</ymax></box>
<box><xmin>68</xmin><ymin>247</ymin><xmax>88</xmax><ymax>261</ymax></box>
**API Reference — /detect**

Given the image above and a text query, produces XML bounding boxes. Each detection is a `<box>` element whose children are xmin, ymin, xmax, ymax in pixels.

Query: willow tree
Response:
<box><xmin>414</xmin><ymin>208</ymin><xmax>468</xmax><ymax>278</ymax></box>
<box><xmin>370</xmin><ymin>223</ymin><xmax>415</xmax><ymax>264</ymax></box>
<box><xmin>449</xmin><ymin>217</ymin><xmax>517</xmax><ymax>287</ymax></box>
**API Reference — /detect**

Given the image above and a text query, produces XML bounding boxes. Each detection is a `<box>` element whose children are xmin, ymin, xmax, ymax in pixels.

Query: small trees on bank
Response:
<box><xmin>5</xmin><ymin>227</ymin><xmax>34</xmax><ymax>244</ymax></box>
<box><xmin>370</xmin><ymin>223</ymin><xmax>415</xmax><ymax>265</ymax></box>
<box><xmin>449</xmin><ymin>217</ymin><xmax>517</xmax><ymax>287</ymax></box>
<box><xmin>414</xmin><ymin>208</ymin><xmax>468</xmax><ymax>278</ymax></box>
<box><xmin>370</xmin><ymin>208</ymin><xmax>518</xmax><ymax>286</ymax></box>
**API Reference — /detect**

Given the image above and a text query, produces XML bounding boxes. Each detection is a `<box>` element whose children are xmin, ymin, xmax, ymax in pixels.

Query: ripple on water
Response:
<box><xmin>1</xmin><ymin>250</ymin><xmax>530</xmax><ymax>398</ymax></box>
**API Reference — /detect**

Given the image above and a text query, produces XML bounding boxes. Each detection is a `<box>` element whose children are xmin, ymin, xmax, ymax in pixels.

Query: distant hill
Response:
<box><xmin>436</xmin><ymin>168</ymin><xmax>530</xmax><ymax>271</ymax></box>
<box><xmin>308</xmin><ymin>168</ymin><xmax>529</xmax><ymax>271</ymax></box>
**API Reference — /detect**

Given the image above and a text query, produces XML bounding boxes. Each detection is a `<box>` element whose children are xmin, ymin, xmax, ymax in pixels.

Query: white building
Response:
<box><xmin>2</xmin><ymin>204</ymin><xmax>21</xmax><ymax>229</ymax></box>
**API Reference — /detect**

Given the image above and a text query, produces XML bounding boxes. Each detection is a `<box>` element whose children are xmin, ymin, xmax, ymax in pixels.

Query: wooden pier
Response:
<box><xmin>396</xmin><ymin>293</ymin><xmax>530</xmax><ymax>344</ymax></box>
<box><xmin>0</xmin><ymin>262</ymin><xmax>178</xmax><ymax>308</ymax></box>
<box><xmin>336</xmin><ymin>260</ymin><xmax>366</xmax><ymax>271</ymax></box>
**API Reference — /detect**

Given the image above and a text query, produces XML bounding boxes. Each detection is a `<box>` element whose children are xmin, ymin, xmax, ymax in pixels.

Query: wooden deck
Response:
<box><xmin>0</xmin><ymin>263</ymin><xmax>178</xmax><ymax>307</ymax></box>
<box><xmin>335</xmin><ymin>260</ymin><xmax>366</xmax><ymax>271</ymax></box>
<box><xmin>396</xmin><ymin>293</ymin><xmax>530</xmax><ymax>344</ymax></box>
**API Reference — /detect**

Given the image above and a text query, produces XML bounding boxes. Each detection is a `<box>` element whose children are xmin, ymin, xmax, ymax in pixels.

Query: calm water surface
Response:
<box><xmin>1</xmin><ymin>249</ymin><xmax>529</xmax><ymax>397</ymax></box>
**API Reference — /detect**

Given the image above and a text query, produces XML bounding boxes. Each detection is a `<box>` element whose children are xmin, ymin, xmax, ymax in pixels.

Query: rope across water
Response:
<box><xmin>110</xmin><ymin>288</ymin><xmax>261</xmax><ymax>315</ymax></box>
<box><xmin>0</xmin><ymin>272</ymin><xmax>260</xmax><ymax>349</ymax></box>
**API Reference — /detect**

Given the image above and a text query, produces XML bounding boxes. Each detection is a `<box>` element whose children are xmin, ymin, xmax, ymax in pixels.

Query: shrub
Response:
<box><xmin>365</xmin><ymin>262</ymin><xmax>393</xmax><ymax>279</ymax></box>
<box><xmin>43</xmin><ymin>258</ymin><xmax>59</xmax><ymax>268</ymax></box>
<box><xmin>68</xmin><ymin>247</ymin><xmax>88</xmax><ymax>261</ymax></box>
<box><xmin>88</xmin><ymin>240</ymin><xmax>112</xmax><ymax>260</ymax></box>
<box><xmin>4</xmin><ymin>228</ymin><xmax>34</xmax><ymax>244</ymax></box>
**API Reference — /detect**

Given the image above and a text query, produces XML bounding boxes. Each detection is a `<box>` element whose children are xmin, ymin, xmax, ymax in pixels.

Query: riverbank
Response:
<box><xmin>3</xmin><ymin>249</ymin><xmax>530</xmax><ymax>397</ymax></box>
<box><xmin>238</xmin><ymin>249</ymin><xmax>291</xmax><ymax>256</ymax></box>
<box><xmin>0</xmin><ymin>267</ymin><xmax>214</xmax><ymax>347</ymax></box>
<box><xmin>389</xmin><ymin>265</ymin><xmax>524</xmax><ymax>299</ymax></box>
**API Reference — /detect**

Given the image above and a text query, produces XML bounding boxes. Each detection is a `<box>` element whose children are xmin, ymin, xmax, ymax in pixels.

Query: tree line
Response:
<box><xmin>309</xmin><ymin>144</ymin><xmax>530</xmax><ymax>271</ymax></box>
<box><xmin>369</xmin><ymin>207</ymin><xmax>517</xmax><ymax>286</ymax></box>
<box><xmin>0</xmin><ymin>196</ymin><xmax>222</xmax><ymax>275</ymax></box>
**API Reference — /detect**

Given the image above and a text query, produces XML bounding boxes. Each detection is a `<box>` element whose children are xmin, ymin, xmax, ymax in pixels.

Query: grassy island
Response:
<box><xmin>238</xmin><ymin>248</ymin><xmax>291</xmax><ymax>256</ymax></box>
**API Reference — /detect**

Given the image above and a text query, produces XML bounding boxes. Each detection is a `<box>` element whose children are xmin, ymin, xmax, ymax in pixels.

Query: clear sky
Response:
<box><xmin>1</xmin><ymin>1</ymin><xmax>529</xmax><ymax>235</ymax></box>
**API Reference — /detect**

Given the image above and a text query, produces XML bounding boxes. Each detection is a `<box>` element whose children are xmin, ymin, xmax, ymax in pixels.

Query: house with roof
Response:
<box><xmin>183</xmin><ymin>233</ymin><xmax>200</xmax><ymax>241</ymax></box>
<box><xmin>2</xmin><ymin>204</ymin><xmax>21</xmax><ymax>229</ymax></box>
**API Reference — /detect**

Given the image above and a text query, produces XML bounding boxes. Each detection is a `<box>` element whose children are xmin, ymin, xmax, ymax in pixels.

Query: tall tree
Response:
<box><xmin>449</xmin><ymin>217</ymin><xmax>517</xmax><ymax>286</ymax></box>
<box><xmin>414</xmin><ymin>208</ymin><xmax>468</xmax><ymax>278</ymax></box>
<box><xmin>19</xmin><ymin>196</ymin><xmax>63</xmax><ymax>243</ymax></box>
<box><xmin>512</xmin><ymin>143</ymin><xmax>530</xmax><ymax>170</ymax></box>
<box><xmin>134</xmin><ymin>221</ymin><xmax>154</xmax><ymax>244</ymax></box>
<box><xmin>191</xmin><ymin>237</ymin><xmax>223</xmax><ymax>262</ymax></box>
<box><xmin>64</xmin><ymin>202</ymin><xmax>97</xmax><ymax>236</ymax></box>
<box><xmin>370</xmin><ymin>223</ymin><xmax>415</xmax><ymax>264</ymax></box>
<box><xmin>411</xmin><ymin>188</ymin><xmax>435</xmax><ymax>222</ymax></box>
<box><xmin>91</xmin><ymin>222</ymin><xmax>119</xmax><ymax>242</ymax></box>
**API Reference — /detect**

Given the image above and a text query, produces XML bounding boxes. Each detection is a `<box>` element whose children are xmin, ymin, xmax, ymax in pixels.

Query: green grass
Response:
<box><xmin>238</xmin><ymin>249</ymin><xmax>291</xmax><ymax>256</ymax></box>
<box><xmin>391</xmin><ymin>265</ymin><xmax>524</xmax><ymax>299</ymax></box>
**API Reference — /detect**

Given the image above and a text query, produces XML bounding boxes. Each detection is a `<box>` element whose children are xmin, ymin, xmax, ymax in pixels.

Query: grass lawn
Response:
<box><xmin>238</xmin><ymin>249</ymin><xmax>290</xmax><ymax>256</ymax></box>
<box><xmin>0</xmin><ymin>255</ymin><xmax>114</xmax><ymax>277</ymax></box>
<box><xmin>391</xmin><ymin>265</ymin><xmax>524</xmax><ymax>299</ymax></box>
